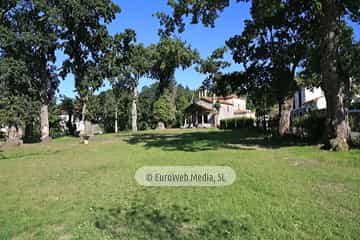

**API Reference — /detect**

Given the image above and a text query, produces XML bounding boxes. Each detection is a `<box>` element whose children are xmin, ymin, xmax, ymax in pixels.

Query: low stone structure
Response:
<box><xmin>1</xmin><ymin>126</ymin><xmax>23</xmax><ymax>145</ymax></box>
<box><xmin>76</xmin><ymin>120</ymin><xmax>103</xmax><ymax>138</ymax></box>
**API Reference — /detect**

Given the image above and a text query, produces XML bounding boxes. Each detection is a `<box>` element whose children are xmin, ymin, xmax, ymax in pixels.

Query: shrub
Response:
<box><xmin>0</xmin><ymin>129</ymin><xmax>6</xmax><ymax>142</ymax></box>
<box><xmin>219</xmin><ymin>118</ymin><xmax>254</xmax><ymax>130</ymax></box>
<box><xmin>349</xmin><ymin>112</ymin><xmax>360</xmax><ymax>132</ymax></box>
<box><xmin>292</xmin><ymin>111</ymin><xmax>326</xmax><ymax>141</ymax></box>
<box><xmin>49</xmin><ymin>115</ymin><xmax>66</xmax><ymax>139</ymax></box>
<box><xmin>153</xmin><ymin>94</ymin><xmax>175</xmax><ymax>126</ymax></box>
<box><xmin>351</xmin><ymin>136</ymin><xmax>360</xmax><ymax>148</ymax></box>
<box><xmin>350</xmin><ymin>102</ymin><xmax>360</xmax><ymax>110</ymax></box>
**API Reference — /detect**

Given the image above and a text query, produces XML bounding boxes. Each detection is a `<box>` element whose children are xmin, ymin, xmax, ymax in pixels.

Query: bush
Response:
<box><xmin>219</xmin><ymin>118</ymin><xmax>254</xmax><ymax>130</ymax></box>
<box><xmin>349</xmin><ymin>112</ymin><xmax>360</xmax><ymax>132</ymax></box>
<box><xmin>0</xmin><ymin>129</ymin><xmax>6</xmax><ymax>142</ymax></box>
<box><xmin>292</xmin><ymin>111</ymin><xmax>326</xmax><ymax>141</ymax></box>
<box><xmin>351</xmin><ymin>136</ymin><xmax>360</xmax><ymax>148</ymax></box>
<box><xmin>153</xmin><ymin>94</ymin><xmax>175</xmax><ymax>126</ymax></box>
<box><xmin>49</xmin><ymin>116</ymin><xmax>66</xmax><ymax>139</ymax></box>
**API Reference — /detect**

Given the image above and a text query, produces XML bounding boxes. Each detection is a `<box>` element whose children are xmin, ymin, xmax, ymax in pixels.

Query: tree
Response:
<box><xmin>58</xmin><ymin>0</ymin><xmax>120</xmax><ymax>123</ymax></box>
<box><xmin>314</xmin><ymin>0</ymin><xmax>360</xmax><ymax>150</ymax></box>
<box><xmin>85</xmin><ymin>89</ymin><xmax>131</xmax><ymax>132</ymax></box>
<box><xmin>0</xmin><ymin>57</ymin><xmax>33</xmax><ymax>144</ymax></box>
<box><xmin>1</xmin><ymin>0</ymin><xmax>60</xmax><ymax>142</ymax></box>
<box><xmin>159</xmin><ymin>0</ymin><xmax>308</xmax><ymax>135</ymax></box>
<box><xmin>196</xmin><ymin>47</ymin><xmax>230</xmax><ymax>91</ymax></box>
<box><xmin>153</xmin><ymin>93</ymin><xmax>176</xmax><ymax>128</ymax></box>
<box><xmin>226</xmin><ymin>1</ymin><xmax>309</xmax><ymax>136</ymax></box>
<box><xmin>138</xmin><ymin>83</ymin><xmax>159</xmax><ymax>130</ymax></box>
<box><xmin>148</xmin><ymin>37</ymin><xmax>199</xmax><ymax>95</ymax></box>
<box><xmin>301</xmin><ymin>22</ymin><xmax>360</xmax><ymax>142</ymax></box>
<box><xmin>28</xmin><ymin>1</ymin><xmax>59</xmax><ymax>142</ymax></box>
<box><xmin>109</xmin><ymin>29</ymin><xmax>151</xmax><ymax>132</ymax></box>
<box><xmin>59</xmin><ymin>96</ymin><xmax>76</xmax><ymax>135</ymax></box>
<box><xmin>174</xmin><ymin>85</ymin><xmax>193</xmax><ymax>127</ymax></box>
<box><xmin>155</xmin><ymin>0</ymin><xmax>232</xmax><ymax>37</ymax></box>
<box><xmin>161</xmin><ymin>0</ymin><xmax>360</xmax><ymax>150</ymax></box>
<box><xmin>147</xmin><ymin>37</ymin><xmax>198</xmax><ymax>128</ymax></box>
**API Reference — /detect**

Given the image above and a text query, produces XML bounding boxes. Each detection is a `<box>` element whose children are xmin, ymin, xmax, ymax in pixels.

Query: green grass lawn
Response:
<box><xmin>0</xmin><ymin>129</ymin><xmax>360</xmax><ymax>239</ymax></box>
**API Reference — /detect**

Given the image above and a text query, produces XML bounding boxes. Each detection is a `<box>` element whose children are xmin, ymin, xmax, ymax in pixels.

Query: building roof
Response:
<box><xmin>185</xmin><ymin>102</ymin><xmax>213</xmax><ymax>113</ymax></box>
<box><xmin>186</xmin><ymin>94</ymin><xmax>247</xmax><ymax>113</ymax></box>
<box><xmin>234</xmin><ymin>109</ymin><xmax>249</xmax><ymax>114</ymax></box>
<box><xmin>200</xmin><ymin>95</ymin><xmax>245</xmax><ymax>106</ymax></box>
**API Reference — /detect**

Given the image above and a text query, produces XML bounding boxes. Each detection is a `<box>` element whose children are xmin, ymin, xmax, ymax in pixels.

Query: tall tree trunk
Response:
<box><xmin>67</xmin><ymin>113</ymin><xmax>72</xmax><ymax>129</ymax></box>
<box><xmin>115</xmin><ymin>105</ymin><xmax>118</xmax><ymax>133</ymax></box>
<box><xmin>40</xmin><ymin>104</ymin><xmax>50</xmax><ymax>142</ymax></box>
<box><xmin>25</xmin><ymin>122</ymin><xmax>33</xmax><ymax>143</ymax></box>
<box><xmin>131</xmin><ymin>84</ymin><xmax>138</xmax><ymax>132</ymax></box>
<box><xmin>278</xmin><ymin>97</ymin><xmax>293</xmax><ymax>136</ymax></box>
<box><xmin>214</xmin><ymin>113</ymin><xmax>219</xmax><ymax>128</ymax></box>
<box><xmin>81</xmin><ymin>99</ymin><xmax>87</xmax><ymax>122</ymax></box>
<box><xmin>66</xmin><ymin>113</ymin><xmax>73</xmax><ymax>135</ymax></box>
<box><xmin>79</xmin><ymin>98</ymin><xmax>88</xmax><ymax>139</ymax></box>
<box><xmin>320</xmin><ymin>0</ymin><xmax>349</xmax><ymax>151</ymax></box>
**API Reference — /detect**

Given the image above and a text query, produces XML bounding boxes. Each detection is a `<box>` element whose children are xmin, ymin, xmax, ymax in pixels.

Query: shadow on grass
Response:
<box><xmin>122</xmin><ymin>129</ymin><xmax>309</xmax><ymax>152</ymax></box>
<box><xmin>93</xmin><ymin>196</ymin><xmax>256</xmax><ymax>240</ymax></box>
<box><xmin>0</xmin><ymin>149</ymin><xmax>62</xmax><ymax>161</ymax></box>
<box><xmin>0</xmin><ymin>149</ymin><xmax>5</xmax><ymax>160</ymax></box>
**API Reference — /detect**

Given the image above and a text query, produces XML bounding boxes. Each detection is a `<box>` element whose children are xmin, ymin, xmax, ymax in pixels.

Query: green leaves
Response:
<box><xmin>109</xmin><ymin>29</ymin><xmax>151</xmax><ymax>92</ymax></box>
<box><xmin>157</xmin><ymin>0</ymin><xmax>233</xmax><ymax>36</ymax></box>
<box><xmin>57</xmin><ymin>0</ymin><xmax>120</xmax><ymax>115</ymax></box>
<box><xmin>196</xmin><ymin>47</ymin><xmax>230</xmax><ymax>90</ymax></box>
<box><xmin>0</xmin><ymin>57</ymin><xmax>37</xmax><ymax>127</ymax></box>
<box><xmin>153</xmin><ymin>93</ymin><xmax>176</xmax><ymax>125</ymax></box>
<box><xmin>148</xmin><ymin>37</ymin><xmax>199</xmax><ymax>94</ymax></box>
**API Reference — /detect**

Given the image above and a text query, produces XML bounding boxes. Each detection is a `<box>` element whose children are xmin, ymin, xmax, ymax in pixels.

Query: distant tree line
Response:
<box><xmin>57</xmin><ymin>83</ymin><xmax>193</xmax><ymax>134</ymax></box>
<box><xmin>0</xmin><ymin>0</ymin><xmax>198</xmax><ymax>144</ymax></box>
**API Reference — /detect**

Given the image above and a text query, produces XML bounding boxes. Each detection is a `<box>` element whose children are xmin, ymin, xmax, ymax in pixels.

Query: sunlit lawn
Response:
<box><xmin>0</xmin><ymin>128</ymin><xmax>359</xmax><ymax>239</ymax></box>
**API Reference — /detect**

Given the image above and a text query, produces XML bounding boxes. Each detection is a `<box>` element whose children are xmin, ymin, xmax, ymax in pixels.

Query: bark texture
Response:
<box><xmin>40</xmin><ymin>104</ymin><xmax>50</xmax><ymax>142</ymax></box>
<box><xmin>81</xmin><ymin>101</ymin><xmax>87</xmax><ymax>122</ymax></box>
<box><xmin>67</xmin><ymin>113</ymin><xmax>72</xmax><ymax>130</ymax></box>
<box><xmin>79</xmin><ymin>97</ymin><xmax>88</xmax><ymax>140</ymax></box>
<box><xmin>115</xmin><ymin>106</ymin><xmax>118</xmax><ymax>133</ymax></box>
<box><xmin>278</xmin><ymin>98</ymin><xmax>293</xmax><ymax>136</ymax></box>
<box><xmin>320</xmin><ymin>0</ymin><xmax>349</xmax><ymax>151</ymax></box>
<box><xmin>131</xmin><ymin>85</ymin><xmax>138</xmax><ymax>132</ymax></box>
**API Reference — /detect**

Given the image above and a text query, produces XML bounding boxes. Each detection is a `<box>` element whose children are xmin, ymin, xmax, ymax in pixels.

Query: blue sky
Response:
<box><xmin>57</xmin><ymin>0</ymin><xmax>360</xmax><ymax>99</ymax></box>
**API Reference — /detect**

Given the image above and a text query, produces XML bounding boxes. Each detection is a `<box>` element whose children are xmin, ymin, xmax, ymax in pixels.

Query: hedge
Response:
<box><xmin>219</xmin><ymin>118</ymin><xmax>254</xmax><ymax>129</ymax></box>
<box><xmin>292</xmin><ymin>111</ymin><xmax>326</xmax><ymax>141</ymax></box>
<box><xmin>349</xmin><ymin>112</ymin><xmax>360</xmax><ymax>132</ymax></box>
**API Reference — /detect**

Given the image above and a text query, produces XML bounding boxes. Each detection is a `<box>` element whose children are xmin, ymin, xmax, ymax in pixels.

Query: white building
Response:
<box><xmin>292</xmin><ymin>87</ymin><xmax>327</xmax><ymax>117</ymax></box>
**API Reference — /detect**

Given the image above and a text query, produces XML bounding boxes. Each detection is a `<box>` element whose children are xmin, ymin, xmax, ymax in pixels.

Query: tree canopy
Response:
<box><xmin>58</xmin><ymin>0</ymin><xmax>120</xmax><ymax>121</ymax></box>
<box><xmin>148</xmin><ymin>37</ymin><xmax>199</xmax><ymax>95</ymax></box>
